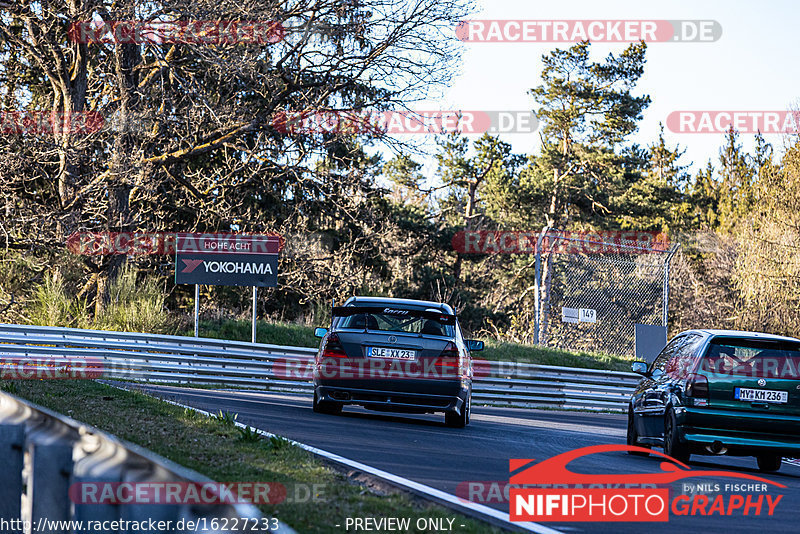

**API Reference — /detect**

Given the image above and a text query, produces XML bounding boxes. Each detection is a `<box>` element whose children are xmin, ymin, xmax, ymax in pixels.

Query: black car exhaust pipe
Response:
<box><xmin>705</xmin><ymin>440</ymin><xmax>728</xmax><ymax>455</ymax></box>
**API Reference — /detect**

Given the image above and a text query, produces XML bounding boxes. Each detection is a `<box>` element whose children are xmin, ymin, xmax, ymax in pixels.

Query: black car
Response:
<box><xmin>311</xmin><ymin>296</ymin><xmax>483</xmax><ymax>427</ymax></box>
<box><xmin>628</xmin><ymin>329</ymin><xmax>800</xmax><ymax>471</ymax></box>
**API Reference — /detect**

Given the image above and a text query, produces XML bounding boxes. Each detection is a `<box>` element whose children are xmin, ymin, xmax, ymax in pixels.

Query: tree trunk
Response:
<box><xmin>95</xmin><ymin>34</ymin><xmax>141</xmax><ymax>313</ymax></box>
<box><xmin>547</xmin><ymin>168</ymin><xmax>560</xmax><ymax>227</ymax></box>
<box><xmin>56</xmin><ymin>2</ymin><xmax>89</xmax><ymax>238</ymax></box>
<box><xmin>454</xmin><ymin>180</ymin><xmax>480</xmax><ymax>282</ymax></box>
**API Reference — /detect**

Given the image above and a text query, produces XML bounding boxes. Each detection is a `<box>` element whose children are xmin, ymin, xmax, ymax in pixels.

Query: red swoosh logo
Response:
<box><xmin>510</xmin><ymin>444</ymin><xmax>786</xmax><ymax>488</ymax></box>
<box><xmin>181</xmin><ymin>259</ymin><xmax>203</xmax><ymax>273</ymax></box>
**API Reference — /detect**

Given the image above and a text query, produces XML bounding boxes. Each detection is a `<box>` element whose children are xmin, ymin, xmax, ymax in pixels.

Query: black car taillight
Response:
<box><xmin>321</xmin><ymin>333</ymin><xmax>347</xmax><ymax>359</ymax></box>
<box><xmin>684</xmin><ymin>373</ymin><xmax>709</xmax><ymax>406</ymax></box>
<box><xmin>434</xmin><ymin>342</ymin><xmax>463</xmax><ymax>378</ymax></box>
<box><xmin>435</xmin><ymin>342</ymin><xmax>459</xmax><ymax>366</ymax></box>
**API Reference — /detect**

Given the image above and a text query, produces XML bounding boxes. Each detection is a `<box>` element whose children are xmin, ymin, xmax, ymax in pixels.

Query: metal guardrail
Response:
<box><xmin>0</xmin><ymin>323</ymin><xmax>639</xmax><ymax>412</ymax></box>
<box><xmin>0</xmin><ymin>390</ymin><xmax>295</xmax><ymax>534</ymax></box>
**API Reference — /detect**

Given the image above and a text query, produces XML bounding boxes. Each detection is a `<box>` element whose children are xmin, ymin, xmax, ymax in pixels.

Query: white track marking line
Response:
<box><xmin>110</xmin><ymin>383</ymin><xmax>562</xmax><ymax>534</ymax></box>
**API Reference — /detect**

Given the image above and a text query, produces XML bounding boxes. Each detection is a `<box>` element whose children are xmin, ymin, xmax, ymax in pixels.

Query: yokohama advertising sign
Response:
<box><xmin>175</xmin><ymin>233</ymin><xmax>281</xmax><ymax>287</ymax></box>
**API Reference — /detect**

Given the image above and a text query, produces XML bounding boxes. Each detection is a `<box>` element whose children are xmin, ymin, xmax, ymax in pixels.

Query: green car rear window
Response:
<box><xmin>702</xmin><ymin>338</ymin><xmax>800</xmax><ymax>379</ymax></box>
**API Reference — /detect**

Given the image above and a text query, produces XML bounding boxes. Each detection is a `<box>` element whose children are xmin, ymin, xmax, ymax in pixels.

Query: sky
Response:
<box><xmin>408</xmin><ymin>0</ymin><xmax>800</xmax><ymax>177</ymax></box>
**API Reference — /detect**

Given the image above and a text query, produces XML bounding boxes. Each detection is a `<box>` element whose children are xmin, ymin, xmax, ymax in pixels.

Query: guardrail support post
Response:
<box><xmin>252</xmin><ymin>286</ymin><xmax>258</xmax><ymax>343</ymax></box>
<box><xmin>533</xmin><ymin>227</ymin><xmax>551</xmax><ymax>345</ymax></box>
<box><xmin>662</xmin><ymin>244</ymin><xmax>680</xmax><ymax>328</ymax></box>
<box><xmin>194</xmin><ymin>284</ymin><xmax>200</xmax><ymax>337</ymax></box>
<box><xmin>119</xmin><ymin>467</ymin><xmax>181</xmax><ymax>527</ymax></box>
<box><xmin>26</xmin><ymin>442</ymin><xmax>74</xmax><ymax>534</ymax></box>
<box><xmin>0</xmin><ymin>424</ymin><xmax>25</xmax><ymax>528</ymax></box>
<box><xmin>71</xmin><ymin>475</ymin><xmax>121</xmax><ymax>527</ymax></box>
<box><xmin>534</xmin><ymin>233</ymin><xmax>542</xmax><ymax>345</ymax></box>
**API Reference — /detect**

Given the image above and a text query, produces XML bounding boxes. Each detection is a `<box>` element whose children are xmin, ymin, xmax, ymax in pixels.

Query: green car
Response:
<box><xmin>628</xmin><ymin>330</ymin><xmax>800</xmax><ymax>471</ymax></box>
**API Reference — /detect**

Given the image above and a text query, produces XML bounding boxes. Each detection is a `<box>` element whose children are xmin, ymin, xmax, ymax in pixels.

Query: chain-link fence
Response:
<box><xmin>534</xmin><ymin>229</ymin><xmax>679</xmax><ymax>357</ymax></box>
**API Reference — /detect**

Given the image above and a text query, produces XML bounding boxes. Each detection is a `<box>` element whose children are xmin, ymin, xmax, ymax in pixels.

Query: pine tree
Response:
<box><xmin>525</xmin><ymin>41</ymin><xmax>651</xmax><ymax>229</ymax></box>
<box><xmin>716</xmin><ymin>128</ymin><xmax>756</xmax><ymax>232</ymax></box>
<box><xmin>616</xmin><ymin>124</ymin><xmax>691</xmax><ymax>231</ymax></box>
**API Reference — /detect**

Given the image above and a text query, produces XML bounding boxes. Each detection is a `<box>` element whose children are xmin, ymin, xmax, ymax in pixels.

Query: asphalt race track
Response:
<box><xmin>127</xmin><ymin>384</ymin><xmax>800</xmax><ymax>533</ymax></box>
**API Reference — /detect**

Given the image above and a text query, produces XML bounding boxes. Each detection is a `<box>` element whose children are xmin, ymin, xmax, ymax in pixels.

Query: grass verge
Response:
<box><xmin>191</xmin><ymin>319</ymin><xmax>321</xmax><ymax>348</ymax></box>
<box><xmin>481</xmin><ymin>340</ymin><xmax>633</xmax><ymax>372</ymax></box>
<box><xmin>1</xmin><ymin>379</ymin><xmax>505</xmax><ymax>534</ymax></box>
<box><xmin>193</xmin><ymin>319</ymin><xmax>633</xmax><ymax>372</ymax></box>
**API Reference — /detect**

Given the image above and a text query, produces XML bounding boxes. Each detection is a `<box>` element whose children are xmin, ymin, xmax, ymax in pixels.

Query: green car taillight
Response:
<box><xmin>684</xmin><ymin>373</ymin><xmax>709</xmax><ymax>406</ymax></box>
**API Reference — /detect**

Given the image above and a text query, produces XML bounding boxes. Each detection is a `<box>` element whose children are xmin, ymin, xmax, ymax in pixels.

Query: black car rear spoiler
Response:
<box><xmin>332</xmin><ymin>306</ymin><xmax>456</xmax><ymax>325</ymax></box>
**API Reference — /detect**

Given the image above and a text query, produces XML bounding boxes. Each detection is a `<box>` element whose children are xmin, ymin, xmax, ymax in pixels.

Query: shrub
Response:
<box><xmin>95</xmin><ymin>267</ymin><xmax>178</xmax><ymax>334</ymax></box>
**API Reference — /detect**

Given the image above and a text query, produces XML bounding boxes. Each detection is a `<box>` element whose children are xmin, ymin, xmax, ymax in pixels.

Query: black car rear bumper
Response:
<box><xmin>315</xmin><ymin>382</ymin><xmax>470</xmax><ymax>414</ymax></box>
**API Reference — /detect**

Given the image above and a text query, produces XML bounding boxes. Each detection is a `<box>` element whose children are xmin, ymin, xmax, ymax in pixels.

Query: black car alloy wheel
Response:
<box><xmin>626</xmin><ymin>407</ymin><xmax>650</xmax><ymax>456</ymax></box>
<box><xmin>664</xmin><ymin>408</ymin><xmax>690</xmax><ymax>462</ymax></box>
<box><xmin>445</xmin><ymin>395</ymin><xmax>470</xmax><ymax>428</ymax></box>
<box><xmin>313</xmin><ymin>390</ymin><xmax>342</xmax><ymax>415</ymax></box>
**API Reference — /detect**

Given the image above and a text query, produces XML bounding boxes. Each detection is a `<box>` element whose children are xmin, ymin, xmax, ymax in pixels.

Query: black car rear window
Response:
<box><xmin>701</xmin><ymin>338</ymin><xmax>800</xmax><ymax>379</ymax></box>
<box><xmin>333</xmin><ymin>306</ymin><xmax>455</xmax><ymax>336</ymax></box>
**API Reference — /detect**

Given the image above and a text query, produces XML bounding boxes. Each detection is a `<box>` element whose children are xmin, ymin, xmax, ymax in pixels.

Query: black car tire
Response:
<box><xmin>664</xmin><ymin>408</ymin><xmax>690</xmax><ymax>463</ymax></box>
<box><xmin>445</xmin><ymin>395</ymin><xmax>470</xmax><ymax>428</ymax></box>
<box><xmin>756</xmin><ymin>455</ymin><xmax>782</xmax><ymax>472</ymax></box>
<box><xmin>313</xmin><ymin>390</ymin><xmax>342</xmax><ymax>415</ymax></box>
<box><xmin>627</xmin><ymin>407</ymin><xmax>650</xmax><ymax>456</ymax></box>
